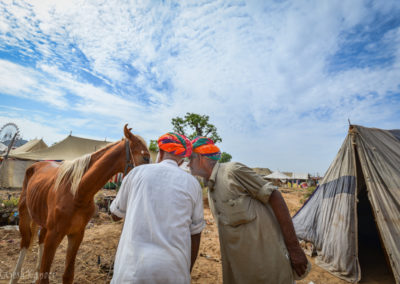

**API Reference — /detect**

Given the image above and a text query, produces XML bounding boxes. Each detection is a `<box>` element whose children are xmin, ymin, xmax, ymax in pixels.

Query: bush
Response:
<box><xmin>1</xmin><ymin>197</ymin><xmax>19</xmax><ymax>208</ymax></box>
<box><xmin>305</xmin><ymin>186</ymin><xmax>316</xmax><ymax>198</ymax></box>
<box><xmin>300</xmin><ymin>186</ymin><xmax>317</xmax><ymax>204</ymax></box>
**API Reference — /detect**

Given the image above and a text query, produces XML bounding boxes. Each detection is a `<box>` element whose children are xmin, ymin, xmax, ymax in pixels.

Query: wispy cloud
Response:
<box><xmin>1</xmin><ymin>0</ymin><xmax>400</xmax><ymax>173</ymax></box>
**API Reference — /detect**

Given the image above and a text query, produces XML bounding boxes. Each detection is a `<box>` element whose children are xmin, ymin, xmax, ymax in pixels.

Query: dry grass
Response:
<box><xmin>0</xmin><ymin>188</ymin><xmax>383</xmax><ymax>284</ymax></box>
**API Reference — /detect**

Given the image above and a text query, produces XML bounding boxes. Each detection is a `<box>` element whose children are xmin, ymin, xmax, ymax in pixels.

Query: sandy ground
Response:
<box><xmin>0</xmin><ymin>187</ymin><xmax>392</xmax><ymax>284</ymax></box>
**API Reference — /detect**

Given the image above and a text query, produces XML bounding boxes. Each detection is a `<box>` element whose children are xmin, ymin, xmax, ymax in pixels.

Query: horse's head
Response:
<box><xmin>123</xmin><ymin>124</ymin><xmax>151</xmax><ymax>172</ymax></box>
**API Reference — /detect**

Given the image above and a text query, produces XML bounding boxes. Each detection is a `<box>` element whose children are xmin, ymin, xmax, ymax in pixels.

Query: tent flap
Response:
<box><xmin>356</xmin><ymin>126</ymin><xmax>400</xmax><ymax>283</ymax></box>
<box><xmin>293</xmin><ymin>134</ymin><xmax>358</xmax><ymax>282</ymax></box>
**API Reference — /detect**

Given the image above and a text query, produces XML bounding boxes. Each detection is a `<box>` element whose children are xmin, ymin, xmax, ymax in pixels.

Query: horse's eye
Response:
<box><xmin>143</xmin><ymin>156</ymin><xmax>150</xmax><ymax>163</ymax></box>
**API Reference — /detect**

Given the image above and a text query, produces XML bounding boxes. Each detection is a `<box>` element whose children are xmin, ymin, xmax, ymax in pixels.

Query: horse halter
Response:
<box><xmin>123</xmin><ymin>139</ymin><xmax>135</xmax><ymax>176</ymax></box>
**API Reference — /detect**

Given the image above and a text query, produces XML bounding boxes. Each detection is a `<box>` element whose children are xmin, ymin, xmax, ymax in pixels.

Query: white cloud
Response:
<box><xmin>1</xmin><ymin>0</ymin><xmax>400</xmax><ymax>173</ymax></box>
<box><xmin>0</xmin><ymin>60</ymin><xmax>69</xmax><ymax>108</ymax></box>
<box><xmin>0</xmin><ymin>114</ymin><xmax>65</xmax><ymax>144</ymax></box>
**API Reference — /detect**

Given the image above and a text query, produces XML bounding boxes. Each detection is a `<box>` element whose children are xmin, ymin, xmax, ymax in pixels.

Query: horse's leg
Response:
<box><xmin>33</xmin><ymin>228</ymin><xmax>47</xmax><ymax>282</ymax></box>
<box><xmin>9</xmin><ymin>204</ymin><xmax>34</xmax><ymax>284</ymax></box>
<box><xmin>37</xmin><ymin>229</ymin><xmax>64</xmax><ymax>284</ymax></box>
<box><xmin>62</xmin><ymin>231</ymin><xmax>85</xmax><ymax>284</ymax></box>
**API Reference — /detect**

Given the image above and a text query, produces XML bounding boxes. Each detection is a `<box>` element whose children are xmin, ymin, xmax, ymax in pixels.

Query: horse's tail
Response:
<box><xmin>20</xmin><ymin>165</ymin><xmax>35</xmax><ymax>195</ymax></box>
<box><xmin>19</xmin><ymin>165</ymin><xmax>38</xmax><ymax>250</ymax></box>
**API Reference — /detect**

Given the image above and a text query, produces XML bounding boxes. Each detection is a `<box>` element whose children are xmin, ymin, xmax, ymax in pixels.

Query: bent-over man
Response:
<box><xmin>188</xmin><ymin>136</ymin><xmax>309</xmax><ymax>284</ymax></box>
<box><xmin>110</xmin><ymin>132</ymin><xmax>205</xmax><ymax>283</ymax></box>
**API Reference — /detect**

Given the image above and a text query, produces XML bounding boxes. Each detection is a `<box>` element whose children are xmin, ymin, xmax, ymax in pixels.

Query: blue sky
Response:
<box><xmin>1</xmin><ymin>0</ymin><xmax>400</xmax><ymax>175</ymax></box>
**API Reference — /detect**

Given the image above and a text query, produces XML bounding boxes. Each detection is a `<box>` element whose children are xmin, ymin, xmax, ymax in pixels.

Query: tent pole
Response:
<box><xmin>4</xmin><ymin>132</ymin><xmax>18</xmax><ymax>160</ymax></box>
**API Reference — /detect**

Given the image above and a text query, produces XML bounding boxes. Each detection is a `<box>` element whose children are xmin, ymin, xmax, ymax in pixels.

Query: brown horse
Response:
<box><xmin>10</xmin><ymin>125</ymin><xmax>150</xmax><ymax>284</ymax></box>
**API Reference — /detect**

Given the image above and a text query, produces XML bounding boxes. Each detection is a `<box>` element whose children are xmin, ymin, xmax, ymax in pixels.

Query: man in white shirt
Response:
<box><xmin>110</xmin><ymin>132</ymin><xmax>205</xmax><ymax>284</ymax></box>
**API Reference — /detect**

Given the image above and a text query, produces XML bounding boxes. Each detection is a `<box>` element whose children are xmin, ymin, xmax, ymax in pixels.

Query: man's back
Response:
<box><xmin>208</xmin><ymin>162</ymin><xmax>294</xmax><ymax>284</ymax></box>
<box><xmin>111</xmin><ymin>159</ymin><xmax>204</xmax><ymax>284</ymax></box>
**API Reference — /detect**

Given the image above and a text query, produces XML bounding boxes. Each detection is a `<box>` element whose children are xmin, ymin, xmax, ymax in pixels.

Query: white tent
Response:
<box><xmin>265</xmin><ymin>171</ymin><xmax>290</xmax><ymax>180</ymax></box>
<box><xmin>291</xmin><ymin>173</ymin><xmax>309</xmax><ymax>180</ymax></box>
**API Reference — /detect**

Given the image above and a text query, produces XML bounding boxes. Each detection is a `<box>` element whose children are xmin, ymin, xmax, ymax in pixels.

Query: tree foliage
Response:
<box><xmin>219</xmin><ymin>152</ymin><xmax>232</xmax><ymax>163</ymax></box>
<box><xmin>149</xmin><ymin>139</ymin><xmax>158</xmax><ymax>152</ymax></box>
<box><xmin>171</xmin><ymin>113</ymin><xmax>232</xmax><ymax>161</ymax></box>
<box><xmin>171</xmin><ymin>113</ymin><xmax>222</xmax><ymax>142</ymax></box>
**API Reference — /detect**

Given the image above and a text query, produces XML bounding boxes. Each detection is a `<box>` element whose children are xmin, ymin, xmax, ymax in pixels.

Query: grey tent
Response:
<box><xmin>293</xmin><ymin>125</ymin><xmax>399</xmax><ymax>283</ymax></box>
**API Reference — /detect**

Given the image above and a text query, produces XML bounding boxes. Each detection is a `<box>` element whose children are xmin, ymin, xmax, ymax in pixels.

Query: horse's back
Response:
<box><xmin>23</xmin><ymin>161</ymin><xmax>59</xmax><ymax>193</ymax></box>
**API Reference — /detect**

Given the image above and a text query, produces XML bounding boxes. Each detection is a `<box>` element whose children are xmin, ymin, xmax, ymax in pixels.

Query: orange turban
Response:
<box><xmin>191</xmin><ymin>136</ymin><xmax>221</xmax><ymax>161</ymax></box>
<box><xmin>157</xmin><ymin>132</ymin><xmax>192</xmax><ymax>157</ymax></box>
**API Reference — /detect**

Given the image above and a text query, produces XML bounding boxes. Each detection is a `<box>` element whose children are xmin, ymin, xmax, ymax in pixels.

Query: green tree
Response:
<box><xmin>171</xmin><ymin>113</ymin><xmax>222</xmax><ymax>142</ymax></box>
<box><xmin>171</xmin><ymin>113</ymin><xmax>232</xmax><ymax>161</ymax></box>
<box><xmin>149</xmin><ymin>139</ymin><xmax>158</xmax><ymax>152</ymax></box>
<box><xmin>219</xmin><ymin>152</ymin><xmax>232</xmax><ymax>163</ymax></box>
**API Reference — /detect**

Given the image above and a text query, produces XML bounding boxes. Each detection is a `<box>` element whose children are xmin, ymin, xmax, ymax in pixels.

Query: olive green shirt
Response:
<box><xmin>208</xmin><ymin>162</ymin><xmax>294</xmax><ymax>284</ymax></box>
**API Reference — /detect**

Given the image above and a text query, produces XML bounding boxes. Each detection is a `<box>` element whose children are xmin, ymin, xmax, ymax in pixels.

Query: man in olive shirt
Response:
<box><xmin>188</xmin><ymin>137</ymin><xmax>309</xmax><ymax>284</ymax></box>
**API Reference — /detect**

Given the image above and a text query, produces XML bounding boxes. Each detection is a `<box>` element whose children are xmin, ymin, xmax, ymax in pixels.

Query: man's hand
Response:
<box><xmin>190</xmin><ymin>233</ymin><xmax>201</xmax><ymax>272</ymax></box>
<box><xmin>111</xmin><ymin>213</ymin><xmax>122</xmax><ymax>222</ymax></box>
<box><xmin>288</xmin><ymin>246</ymin><xmax>308</xmax><ymax>277</ymax></box>
<box><xmin>268</xmin><ymin>190</ymin><xmax>308</xmax><ymax>276</ymax></box>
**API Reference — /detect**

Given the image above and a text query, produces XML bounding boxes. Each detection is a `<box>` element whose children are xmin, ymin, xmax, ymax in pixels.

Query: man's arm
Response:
<box><xmin>230</xmin><ymin>163</ymin><xmax>308</xmax><ymax>275</ymax></box>
<box><xmin>190</xmin><ymin>233</ymin><xmax>201</xmax><ymax>272</ymax></box>
<box><xmin>109</xmin><ymin>174</ymin><xmax>133</xmax><ymax>221</ymax></box>
<box><xmin>269</xmin><ymin>190</ymin><xmax>308</xmax><ymax>277</ymax></box>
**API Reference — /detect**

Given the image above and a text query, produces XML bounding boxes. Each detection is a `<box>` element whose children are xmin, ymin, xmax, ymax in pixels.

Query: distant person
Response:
<box><xmin>188</xmin><ymin>136</ymin><xmax>310</xmax><ymax>284</ymax></box>
<box><xmin>110</xmin><ymin>132</ymin><xmax>205</xmax><ymax>283</ymax></box>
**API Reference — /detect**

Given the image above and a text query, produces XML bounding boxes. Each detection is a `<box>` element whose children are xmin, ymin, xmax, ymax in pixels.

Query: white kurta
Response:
<box><xmin>110</xmin><ymin>159</ymin><xmax>205</xmax><ymax>284</ymax></box>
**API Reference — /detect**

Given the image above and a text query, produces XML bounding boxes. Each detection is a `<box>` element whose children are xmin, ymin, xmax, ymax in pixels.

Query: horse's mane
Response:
<box><xmin>134</xmin><ymin>135</ymin><xmax>148</xmax><ymax>149</ymax></box>
<box><xmin>53</xmin><ymin>136</ymin><xmax>147</xmax><ymax>195</ymax></box>
<box><xmin>53</xmin><ymin>141</ymin><xmax>120</xmax><ymax>195</ymax></box>
<box><xmin>54</xmin><ymin>154</ymin><xmax>92</xmax><ymax>196</ymax></box>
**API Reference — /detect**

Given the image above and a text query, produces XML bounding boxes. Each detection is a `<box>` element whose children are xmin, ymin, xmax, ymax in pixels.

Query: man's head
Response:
<box><xmin>188</xmin><ymin>137</ymin><xmax>221</xmax><ymax>179</ymax></box>
<box><xmin>157</xmin><ymin>132</ymin><xmax>192</xmax><ymax>164</ymax></box>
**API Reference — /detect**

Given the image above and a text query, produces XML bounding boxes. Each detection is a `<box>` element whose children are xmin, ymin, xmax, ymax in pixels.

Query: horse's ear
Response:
<box><xmin>124</xmin><ymin>124</ymin><xmax>135</xmax><ymax>141</ymax></box>
<box><xmin>124</xmin><ymin>124</ymin><xmax>147</xmax><ymax>149</ymax></box>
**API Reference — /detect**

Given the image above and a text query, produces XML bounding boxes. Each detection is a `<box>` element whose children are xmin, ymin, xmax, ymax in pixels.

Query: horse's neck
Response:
<box><xmin>75</xmin><ymin>141</ymin><xmax>125</xmax><ymax>203</ymax></box>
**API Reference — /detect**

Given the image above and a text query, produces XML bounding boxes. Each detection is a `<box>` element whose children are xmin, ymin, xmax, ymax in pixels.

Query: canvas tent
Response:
<box><xmin>9</xmin><ymin>139</ymin><xmax>48</xmax><ymax>155</ymax></box>
<box><xmin>293</xmin><ymin>125</ymin><xmax>399</xmax><ymax>283</ymax></box>
<box><xmin>9</xmin><ymin>135</ymin><xmax>110</xmax><ymax>161</ymax></box>
<box><xmin>285</xmin><ymin>172</ymin><xmax>310</xmax><ymax>188</ymax></box>
<box><xmin>0</xmin><ymin>135</ymin><xmax>111</xmax><ymax>188</ymax></box>
<box><xmin>0</xmin><ymin>139</ymin><xmax>49</xmax><ymax>188</ymax></box>
<box><xmin>0</xmin><ymin>142</ymin><xmax>7</xmax><ymax>155</ymax></box>
<box><xmin>265</xmin><ymin>171</ymin><xmax>290</xmax><ymax>180</ymax></box>
<box><xmin>291</xmin><ymin>173</ymin><xmax>309</xmax><ymax>180</ymax></box>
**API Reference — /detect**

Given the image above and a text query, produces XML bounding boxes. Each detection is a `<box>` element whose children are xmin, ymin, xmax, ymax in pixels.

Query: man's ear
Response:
<box><xmin>198</xmin><ymin>154</ymin><xmax>206</xmax><ymax>166</ymax></box>
<box><xmin>156</xmin><ymin>150</ymin><xmax>164</xmax><ymax>163</ymax></box>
